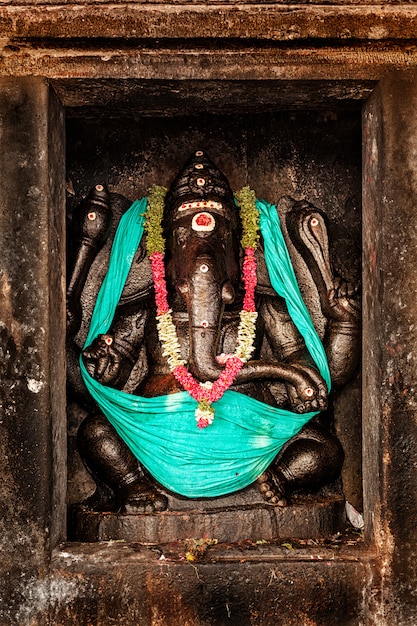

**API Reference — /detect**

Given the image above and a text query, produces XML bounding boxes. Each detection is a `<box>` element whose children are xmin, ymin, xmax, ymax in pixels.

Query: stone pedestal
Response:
<box><xmin>70</xmin><ymin>488</ymin><xmax>346</xmax><ymax>543</ymax></box>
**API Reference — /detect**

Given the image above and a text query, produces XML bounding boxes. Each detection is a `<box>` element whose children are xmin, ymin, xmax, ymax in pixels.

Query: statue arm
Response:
<box><xmin>322</xmin><ymin>281</ymin><xmax>360</xmax><ymax>387</ymax></box>
<box><xmin>83</xmin><ymin>303</ymin><xmax>150</xmax><ymax>389</ymax></box>
<box><xmin>259</xmin><ymin>296</ymin><xmax>307</xmax><ymax>360</ymax></box>
<box><xmin>230</xmin><ymin>295</ymin><xmax>327</xmax><ymax>413</ymax></box>
<box><xmin>286</xmin><ymin>201</ymin><xmax>360</xmax><ymax>387</ymax></box>
<box><xmin>67</xmin><ymin>185</ymin><xmax>112</xmax><ymax>338</ymax></box>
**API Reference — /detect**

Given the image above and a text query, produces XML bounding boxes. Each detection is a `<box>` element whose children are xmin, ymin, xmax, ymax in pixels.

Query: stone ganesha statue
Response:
<box><xmin>67</xmin><ymin>151</ymin><xmax>360</xmax><ymax>513</ymax></box>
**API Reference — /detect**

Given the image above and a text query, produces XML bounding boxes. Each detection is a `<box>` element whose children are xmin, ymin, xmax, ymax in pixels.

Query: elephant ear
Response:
<box><xmin>255</xmin><ymin>196</ymin><xmax>326</xmax><ymax>338</ymax></box>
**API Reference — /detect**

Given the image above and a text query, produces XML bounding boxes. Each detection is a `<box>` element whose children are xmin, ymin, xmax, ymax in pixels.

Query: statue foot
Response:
<box><xmin>79</xmin><ymin>482</ymin><xmax>117</xmax><ymax>512</ymax></box>
<box><xmin>118</xmin><ymin>481</ymin><xmax>168</xmax><ymax>514</ymax></box>
<box><xmin>257</xmin><ymin>471</ymin><xmax>288</xmax><ymax>507</ymax></box>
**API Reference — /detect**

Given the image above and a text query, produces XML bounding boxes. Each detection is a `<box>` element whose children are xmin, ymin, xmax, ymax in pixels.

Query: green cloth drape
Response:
<box><xmin>80</xmin><ymin>197</ymin><xmax>330</xmax><ymax>497</ymax></box>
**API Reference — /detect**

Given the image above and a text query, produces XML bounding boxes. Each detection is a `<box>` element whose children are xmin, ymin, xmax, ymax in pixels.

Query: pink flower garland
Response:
<box><xmin>150</xmin><ymin>251</ymin><xmax>170</xmax><ymax>315</ymax></box>
<box><xmin>150</xmin><ymin>246</ymin><xmax>256</xmax><ymax>415</ymax></box>
<box><xmin>173</xmin><ymin>356</ymin><xmax>244</xmax><ymax>404</ymax></box>
<box><xmin>147</xmin><ymin>191</ymin><xmax>259</xmax><ymax>428</ymax></box>
<box><xmin>242</xmin><ymin>247</ymin><xmax>257</xmax><ymax>312</ymax></box>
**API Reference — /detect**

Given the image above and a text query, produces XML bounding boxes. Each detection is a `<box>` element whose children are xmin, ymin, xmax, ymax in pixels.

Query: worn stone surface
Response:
<box><xmin>49</xmin><ymin>541</ymin><xmax>374</xmax><ymax>626</ymax></box>
<box><xmin>1</xmin><ymin>5</ymin><xmax>417</xmax><ymax>88</ymax></box>
<box><xmin>2</xmin><ymin>5</ymin><xmax>417</xmax><ymax>42</ymax></box>
<box><xmin>0</xmin><ymin>77</ymin><xmax>66</xmax><ymax>624</ymax></box>
<box><xmin>363</xmin><ymin>71</ymin><xmax>417</xmax><ymax>625</ymax></box>
<box><xmin>0</xmin><ymin>48</ymin><xmax>415</xmax><ymax>87</ymax></box>
<box><xmin>70</xmin><ymin>494</ymin><xmax>346</xmax><ymax>543</ymax></box>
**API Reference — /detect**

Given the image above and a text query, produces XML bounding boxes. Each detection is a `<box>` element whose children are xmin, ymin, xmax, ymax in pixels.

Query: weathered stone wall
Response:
<box><xmin>0</xmin><ymin>77</ymin><xmax>66</xmax><ymax>624</ymax></box>
<box><xmin>363</xmin><ymin>73</ymin><xmax>417</xmax><ymax>625</ymax></box>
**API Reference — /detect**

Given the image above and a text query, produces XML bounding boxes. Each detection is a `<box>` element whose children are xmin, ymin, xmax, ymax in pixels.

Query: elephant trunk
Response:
<box><xmin>178</xmin><ymin>254</ymin><xmax>234</xmax><ymax>382</ymax></box>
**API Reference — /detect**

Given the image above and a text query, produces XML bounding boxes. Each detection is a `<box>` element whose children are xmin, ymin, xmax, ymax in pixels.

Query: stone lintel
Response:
<box><xmin>2</xmin><ymin>2</ymin><xmax>417</xmax><ymax>90</ymax></box>
<box><xmin>1</xmin><ymin>46</ymin><xmax>416</xmax><ymax>95</ymax></box>
<box><xmin>1</xmin><ymin>4</ymin><xmax>417</xmax><ymax>41</ymax></box>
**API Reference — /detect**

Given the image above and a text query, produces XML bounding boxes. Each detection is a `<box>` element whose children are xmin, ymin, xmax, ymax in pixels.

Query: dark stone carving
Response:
<box><xmin>67</xmin><ymin>152</ymin><xmax>360</xmax><ymax>520</ymax></box>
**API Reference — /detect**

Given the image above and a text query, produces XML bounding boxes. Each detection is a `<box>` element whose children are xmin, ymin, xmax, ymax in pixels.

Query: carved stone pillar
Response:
<box><xmin>0</xmin><ymin>77</ymin><xmax>66</xmax><ymax>621</ymax></box>
<box><xmin>363</xmin><ymin>70</ymin><xmax>417</xmax><ymax>623</ymax></box>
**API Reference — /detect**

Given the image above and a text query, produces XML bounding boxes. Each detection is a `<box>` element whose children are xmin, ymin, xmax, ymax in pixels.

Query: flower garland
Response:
<box><xmin>144</xmin><ymin>185</ymin><xmax>259</xmax><ymax>428</ymax></box>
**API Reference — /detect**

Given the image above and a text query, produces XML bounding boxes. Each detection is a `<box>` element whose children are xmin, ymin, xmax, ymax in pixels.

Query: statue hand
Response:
<box><xmin>83</xmin><ymin>335</ymin><xmax>129</xmax><ymax>387</ymax></box>
<box><xmin>286</xmin><ymin>366</ymin><xmax>328</xmax><ymax>414</ymax></box>
<box><xmin>325</xmin><ymin>277</ymin><xmax>360</xmax><ymax>323</ymax></box>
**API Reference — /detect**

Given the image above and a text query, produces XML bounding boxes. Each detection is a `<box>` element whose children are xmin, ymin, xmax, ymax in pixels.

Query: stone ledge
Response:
<box><xmin>70</xmin><ymin>496</ymin><xmax>346</xmax><ymax>543</ymax></box>
<box><xmin>55</xmin><ymin>536</ymin><xmax>371</xmax><ymax>565</ymax></box>
<box><xmin>1</xmin><ymin>47</ymin><xmax>417</xmax><ymax>84</ymax></box>
<box><xmin>1</xmin><ymin>4</ymin><xmax>417</xmax><ymax>41</ymax></box>
<box><xmin>50</xmin><ymin>541</ymin><xmax>374</xmax><ymax>625</ymax></box>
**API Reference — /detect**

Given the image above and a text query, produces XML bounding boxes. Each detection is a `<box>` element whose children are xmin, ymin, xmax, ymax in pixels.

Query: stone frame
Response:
<box><xmin>1</xmin><ymin>4</ymin><xmax>417</xmax><ymax>623</ymax></box>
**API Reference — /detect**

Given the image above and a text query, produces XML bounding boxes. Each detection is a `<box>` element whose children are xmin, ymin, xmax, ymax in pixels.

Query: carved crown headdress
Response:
<box><xmin>164</xmin><ymin>151</ymin><xmax>238</xmax><ymax>229</ymax></box>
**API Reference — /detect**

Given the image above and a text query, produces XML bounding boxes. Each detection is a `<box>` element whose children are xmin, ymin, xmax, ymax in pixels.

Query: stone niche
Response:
<box><xmin>65</xmin><ymin>104</ymin><xmax>363</xmax><ymax>543</ymax></box>
<box><xmin>2</xmin><ymin>5</ymin><xmax>417</xmax><ymax>623</ymax></box>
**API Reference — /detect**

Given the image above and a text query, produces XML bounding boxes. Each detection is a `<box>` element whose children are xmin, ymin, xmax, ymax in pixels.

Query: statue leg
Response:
<box><xmin>77</xmin><ymin>413</ymin><xmax>168</xmax><ymax>512</ymax></box>
<box><xmin>257</xmin><ymin>424</ymin><xmax>344</xmax><ymax>506</ymax></box>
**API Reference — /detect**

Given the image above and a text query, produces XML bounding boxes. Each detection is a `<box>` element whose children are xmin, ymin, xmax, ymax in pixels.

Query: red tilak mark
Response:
<box><xmin>195</xmin><ymin>213</ymin><xmax>213</xmax><ymax>227</ymax></box>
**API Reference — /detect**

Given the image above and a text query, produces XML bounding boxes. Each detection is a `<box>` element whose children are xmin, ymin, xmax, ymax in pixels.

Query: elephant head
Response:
<box><xmin>161</xmin><ymin>152</ymin><xmax>328</xmax><ymax>412</ymax></box>
<box><xmin>163</xmin><ymin>151</ymin><xmax>242</xmax><ymax>381</ymax></box>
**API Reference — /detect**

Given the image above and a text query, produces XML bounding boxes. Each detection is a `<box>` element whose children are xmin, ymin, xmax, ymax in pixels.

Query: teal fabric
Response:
<box><xmin>80</xmin><ymin>196</ymin><xmax>330</xmax><ymax>498</ymax></box>
<box><xmin>84</xmin><ymin>197</ymin><xmax>148</xmax><ymax>346</ymax></box>
<box><xmin>257</xmin><ymin>199</ymin><xmax>331</xmax><ymax>390</ymax></box>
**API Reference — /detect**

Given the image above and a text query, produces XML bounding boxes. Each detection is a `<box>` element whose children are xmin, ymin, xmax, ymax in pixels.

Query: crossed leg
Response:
<box><xmin>77</xmin><ymin>412</ymin><xmax>168</xmax><ymax>513</ymax></box>
<box><xmin>257</xmin><ymin>423</ymin><xmax>344</xmax><ymax>506</ymax></box>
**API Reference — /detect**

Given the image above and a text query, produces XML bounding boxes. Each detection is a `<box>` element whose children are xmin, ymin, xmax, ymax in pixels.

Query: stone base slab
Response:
<box><xmin>70</xmin><ymin>495</ymin><xmax>346</xmax><ymax>543</ymax></box>
<box><xmin>50</xmin><ymin>541</ymin><xmax>372</xmax><ymax>625</ymax></box>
